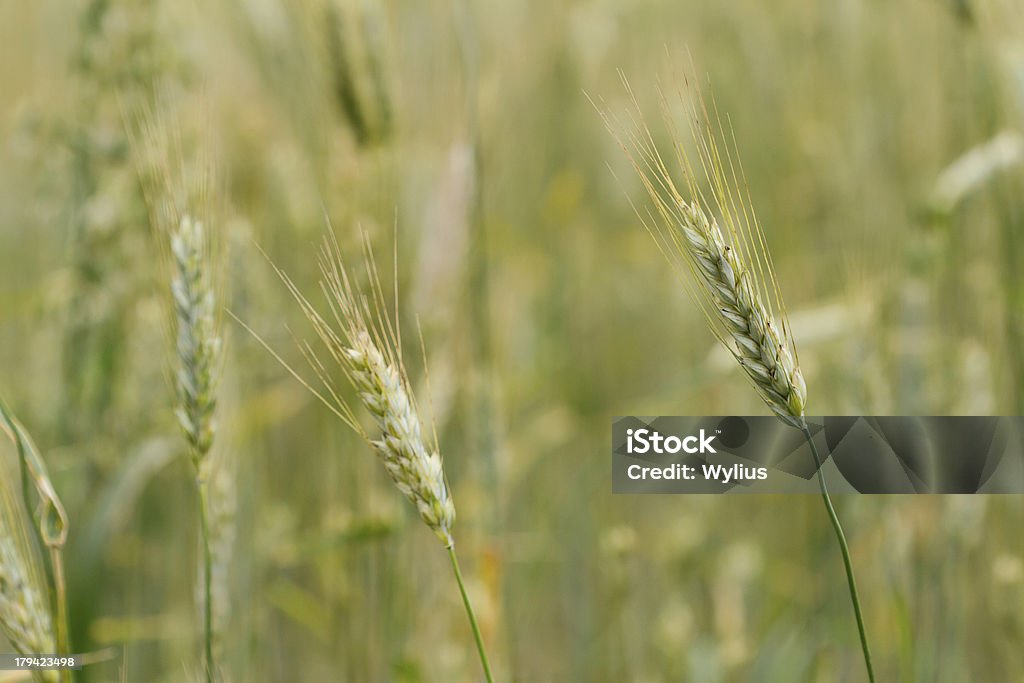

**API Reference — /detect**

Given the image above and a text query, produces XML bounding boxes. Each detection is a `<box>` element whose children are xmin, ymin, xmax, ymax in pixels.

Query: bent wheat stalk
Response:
<box><xmin>602</xmin><ymin>74</ymin><xmax>875</xmax><ymax>681</ymax></box>
<box><xmin>238</xmin><ymin>230</ymin><xmax>492</xmax><ymax>682</ymax></box>
<box><xmin>0</xmin><ymin>403</ymin><xmax>68</xmax><ymax>683</ymax></box>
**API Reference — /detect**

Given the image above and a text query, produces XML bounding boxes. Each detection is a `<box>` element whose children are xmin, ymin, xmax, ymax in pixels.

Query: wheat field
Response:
<box><xmin>1</xmin><ymin>0</ymin><xmax>1023</xmax><ymax>681</ymax></box>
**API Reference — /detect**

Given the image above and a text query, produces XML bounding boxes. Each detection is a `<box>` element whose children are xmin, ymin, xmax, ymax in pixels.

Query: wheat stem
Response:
<box><xmin>49</xmin><ymin>547</ymin><xmax>70</xmax><ymax>683</ymax></box>
<box><xmin>198</xmin><ymin>485</ymin><xmax>215</xmax><ymax>683</ymax></box>
<box><xmin>800</xmin><ymin>422</ymin><xmax>875</xmax><ymax>682</ymax></box>
<box><xmin>448</xmin><ymin>546</ymin><xmax>494</xmax><ymax>683</ymax></box>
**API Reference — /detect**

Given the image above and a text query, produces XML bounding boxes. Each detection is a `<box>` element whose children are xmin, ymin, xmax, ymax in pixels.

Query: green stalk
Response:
<box><xmin>49</xmin><ymin>547</ymin><xmax>71</xmax><ymax>683</ymax></box>
<box><xmin>198</xmin><ymin>484</ymin><xmax>214</xmax><ymax>683</ymax></box>
<box><xmin>447</xmin><ymin>546</ymin><xmax>494</xmax><ymax>683</ymax></box>
<box><xmin>455</xmin><ymin>0</ymin><xmax>500</xmax><ymax>513</ymax></box>
<box><xmin>799</xmin><ymin>422</ymin><xmax>875</xmax><ymax>682</ymax></box>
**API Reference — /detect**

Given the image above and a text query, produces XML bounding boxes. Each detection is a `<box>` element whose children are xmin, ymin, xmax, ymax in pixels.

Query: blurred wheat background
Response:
<box><xmin>1</xmin><ymin>0</ymin><xmax>1023</xmax><ymax>681</ymax></box>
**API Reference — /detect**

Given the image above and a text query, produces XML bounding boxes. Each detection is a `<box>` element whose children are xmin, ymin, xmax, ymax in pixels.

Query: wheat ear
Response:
<box><xmin>602</xmin><ymin>73</ymin><xmax>874</xmax><ymax>681</ymax></box>
<box><xmin>676</xmin><ymin>201</ymin><xmax>806</xmax><ymax>427</ymax></box>
<box><xmin>678</xmin><ymin>199</ymin><xmax>872</xmax><ymax>680</ymax></box>
<box><xmin>240</xmin><ymin>230</ymin><xmax>492</xmax><ymax>681</ymax></box>
<box><xmin>172</xmin><ymin>216</ymin><xmax>222</xmax><ymax>467</ymax></box>
<box><xmin>323</xmin><ymin>0</ymin><xmax>394</xmax><ymax>146</ymax></box>
<box><xmin>258</xmin><ymin>231</ymin><xmax>455</xmax><ymax>545</ymax></box>
<box><xmin>0</xmin><ymin>507</ymin><xmax>54</xmax><ymax>662</ymax></box>
<box><xmin>344</xmin><ymin>329</ymin><xmax>456</xmax><ymax>544</ymax></box>
<box><xmin>598</xmin><ymin>75</ymin><xmax>806</xmax><ymax>426</ymax></box>
<box><xmin>170</xmin><ymin>215</ymin><xmax>223</xmax><ymax>683</ymax></box>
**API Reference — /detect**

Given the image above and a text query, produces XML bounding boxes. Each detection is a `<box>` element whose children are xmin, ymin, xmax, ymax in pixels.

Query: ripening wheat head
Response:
<box><xmin>260</xmin><ymin>231</ymin><xmax>455</xmax><ymax>546</ymax></box>
<box><xmin>601</xmin><ymin>73</ymin><xmax>806</xmax><ymax>427</ymax></box>
<box><xmin>0</xmin><ymin>420</ymin><xmax>56</xmax><ymax>659</ymax></box>
<box><xmin>171</xmin><ymin>215</ymin><xmax>223</xmax><ymax>465</ymax></box>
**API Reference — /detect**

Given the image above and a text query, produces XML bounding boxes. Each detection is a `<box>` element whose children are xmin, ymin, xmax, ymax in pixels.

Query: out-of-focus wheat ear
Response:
<box><xmin>323</xmin><ymin>0</ymin><xmax>394</xmax><ymax>146</ymax></box>
<box><xmin>0</xmin><ymin>405</ymin><xmax>62</xmax><ymax>681</ymax></box>
<box><xmin>166</xmin><ymin>213</ymin><xmax>224</xmax><ymax>683</ymax></box>
<box><xmin>171</xmin><ymin>215</ymin><xmax>223</xmax><ymax>467</ymax></box>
